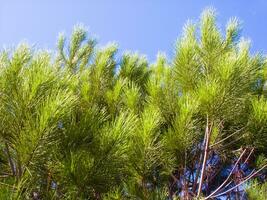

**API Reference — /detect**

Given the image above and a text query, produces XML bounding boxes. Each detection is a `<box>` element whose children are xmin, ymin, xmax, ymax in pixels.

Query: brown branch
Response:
<box><xmin>208</xmin><ymin>164</ymin><xmax>267</xmax><ymax>199</ymax></box>
<box><xmin>192</xmin><ymin>148</ymin><xmax>204</xmax><ymax>193</ymax></box>
<box><xmin>205</xmin><ymin>149</ymin><xmax>247</xmax><ymax>199</ymax></box>
<box><xmin>216</xmin><ymin>135</ymin><xmax>244</xmax><ymax>151</ymax></box>
<box><xmin>197</xmin><ymin>116</ymin><xmax>212</xmax><ymax>197</ymax></box>
<box><xmin>210</xmin><ymin>127</ymin><xmax>245</xmax><ymax>148</ymax></box>
<box><xmin>171</xmin><ymin>174</ymin><xmax>179</xmax><ymax>183</ymax></box>
<box><xmin>244</xmin><ymin>148</ymin><xmax>254</xmax><ymax>164</ymax></box>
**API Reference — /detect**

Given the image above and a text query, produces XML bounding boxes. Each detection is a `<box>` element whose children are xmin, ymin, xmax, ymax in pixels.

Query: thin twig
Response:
<box><xmin>197</xmin><ymin>116</ymin><xmax>212</xmax><ymax>197</ymax></box>
<box><xmin>192</xmin><ymin>148</ymin><xmax>204</xmax><ymax>193</ymax></box>
<box><xmin>205</xmin><ymin>149</ymin><xmax>247</xmax><ymax>199</ymax></box>
<box><xmin>0</xmin><ymin>181</ymin><xmax>16</xmax><ymax>188</ymax></box>
<box><xmin>244</xmin><ymin>148</ymin><xmax>254</xmax><ymax>164</ymax></box>
<box><xmin>217</xmin><ymin>135</ymin><xmax>244</xmax><ymax>151</ymax></box>
<box><xmin>208</xmin><ymin>164</ymin><xmax>267</xmax><ymax>199</ymax></box>
<box><xmin>210</xmin><ymin>127</ymin><xmax>245</xmax><ymax>148</ymax></box>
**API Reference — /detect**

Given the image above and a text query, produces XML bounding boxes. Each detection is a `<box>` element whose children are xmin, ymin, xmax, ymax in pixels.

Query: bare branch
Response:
<box><xmin>197</xmin><ymin>116</ymin><xmax>213</xmax><ymax>197</ymax></box>
<box><xmin>205</xmin><ymin>148</ymin><xmax>247</xmax><ymax>199</ymax></box>
<box><xmin>210</xmin><ymin>127</ymin><xmax>245</xmax><ymax>148</ymax></box>
<box><xmin>208</xmin><ymin>164</ymin><xmax>267</xmax><ymax>199</ymax></box>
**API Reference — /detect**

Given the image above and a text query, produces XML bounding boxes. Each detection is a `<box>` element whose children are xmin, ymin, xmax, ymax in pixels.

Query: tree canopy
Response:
<box><xmin>0</xmin><ymin>8</ymin><xmax>266</xmax><ymax>200</ymax></box>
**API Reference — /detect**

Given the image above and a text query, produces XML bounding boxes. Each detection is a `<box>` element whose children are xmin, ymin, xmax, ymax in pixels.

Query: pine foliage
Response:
<box><xmin>0</xmin><ymin>9</ymin><xmax>266</xmax><ymax>200</ymax></box>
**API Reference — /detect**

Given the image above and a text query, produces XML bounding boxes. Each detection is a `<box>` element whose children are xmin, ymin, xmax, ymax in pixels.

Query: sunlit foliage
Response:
<box><xmin>0</xmin><ymin>8</ymin><xmax>266</xmax><ymax>200</ymax></box>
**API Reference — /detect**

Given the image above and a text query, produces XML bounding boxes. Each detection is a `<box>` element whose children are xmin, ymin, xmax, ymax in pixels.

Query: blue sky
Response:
<box><xmin>0</xmin><ymin>0</ymin><xmax>267</xmax><ymax>61</ymax></box>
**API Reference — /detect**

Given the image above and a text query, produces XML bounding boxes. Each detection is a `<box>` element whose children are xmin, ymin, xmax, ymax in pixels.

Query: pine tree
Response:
<box><xmin>0</xmin><ymin>8</ymin><xmax>265</xmax><ymax>200</ymax></box>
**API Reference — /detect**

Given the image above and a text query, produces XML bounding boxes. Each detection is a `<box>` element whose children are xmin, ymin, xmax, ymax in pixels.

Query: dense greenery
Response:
<box><xmin>0</xmin><ymin>8</ymin><xmax>266</xmax><ymax>199</ymax></box>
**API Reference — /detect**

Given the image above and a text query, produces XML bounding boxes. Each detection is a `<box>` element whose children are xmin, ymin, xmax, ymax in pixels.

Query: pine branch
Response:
<box><xmin>207</xmin><ymin>164</ymin><xmax>267</xmax><ymax>199</ymax></box>
<box><xmin>210</xmin><ymin>127</ymin><xmax>245</xmax><ymax>148</ymax></box>
<box><xmin>197</xmin><ymin>116</ymin><xmax>212</xmax><ymax>197</ymax></box>
<box><xmin>205</xmin><ymin>148</ymin><xmax>247</xmax><ymax>199</ymax></box>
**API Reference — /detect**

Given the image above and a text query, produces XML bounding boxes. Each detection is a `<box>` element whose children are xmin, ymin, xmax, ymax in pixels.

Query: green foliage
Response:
<box><xmin>246</xmin><ymin>180</ymin><xmax>267</xmax><ymax>200</ymax></box>
<box><xmin>0</xmin><ymin>8</ymin><xmax>265</xmax><ymax>200</ymax></box>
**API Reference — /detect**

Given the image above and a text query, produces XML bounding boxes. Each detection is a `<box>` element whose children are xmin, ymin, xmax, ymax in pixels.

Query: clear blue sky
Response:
<box><xmin>0</xmin><ymin>0</ymin><xmax>267</xmax><ymax>61</ymax></box>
